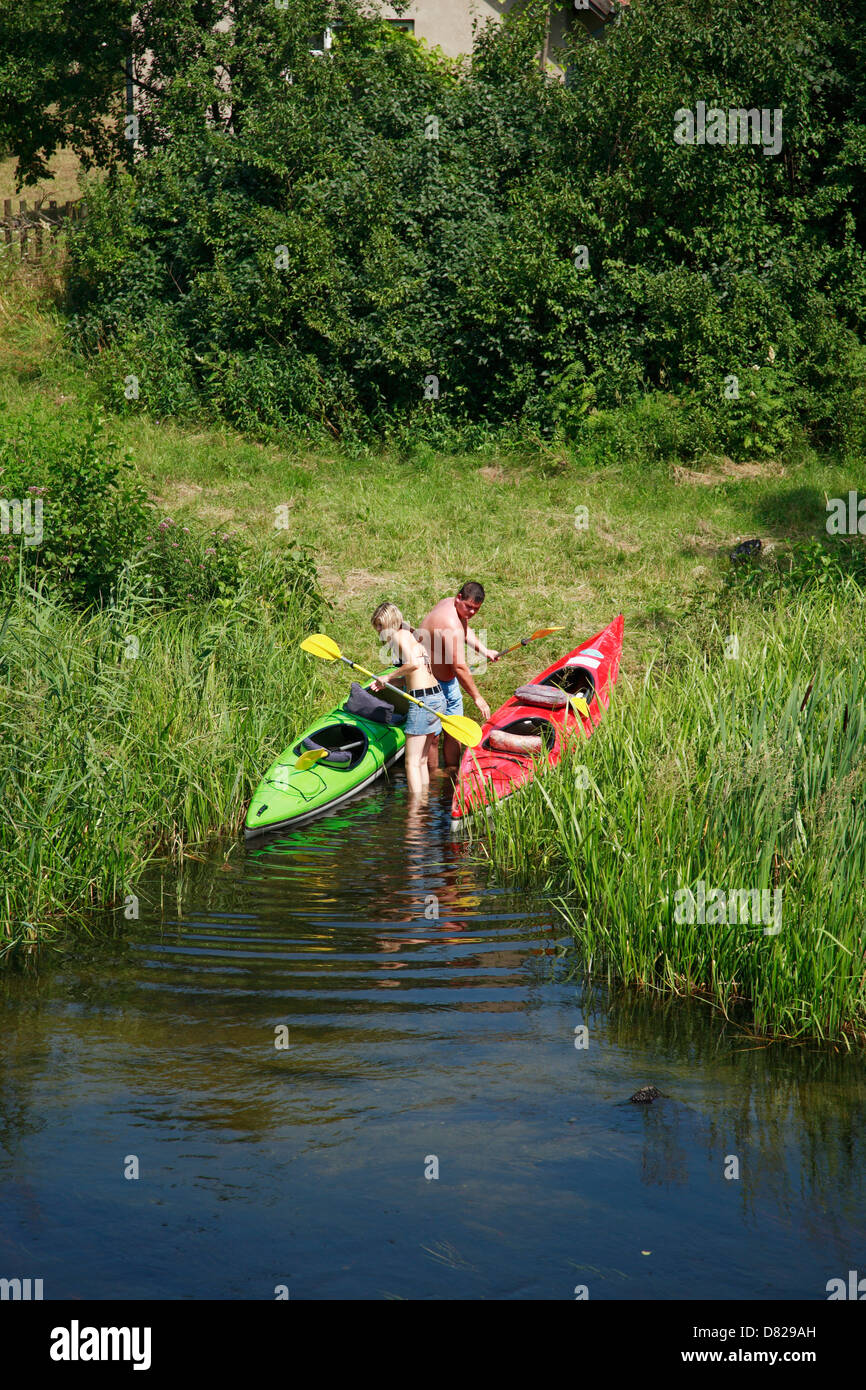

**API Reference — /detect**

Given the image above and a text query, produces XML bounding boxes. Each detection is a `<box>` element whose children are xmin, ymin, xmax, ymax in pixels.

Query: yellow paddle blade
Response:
<box><xmin>294</xmin><ymin>748</ymin><xmax>328</xmax><ymax>771</ymax></box>
<box><xmin>301</xmin><ymin>632</ymin><xmax>343</xmax><ymax>663</ymax></box>
<box><xmin>440</xmin><ymin>712</ymin><xmax>483</xmax><ymax>748</ymax></box>
<box><xmin>571</xmin><ymin>697</ymin><xmax>590</xmax><ymax>718</ymax></box>
<box><xmin>529</xmin><ymin>626</ymin><xmax>565</xmax><ymax>640</ymax></box>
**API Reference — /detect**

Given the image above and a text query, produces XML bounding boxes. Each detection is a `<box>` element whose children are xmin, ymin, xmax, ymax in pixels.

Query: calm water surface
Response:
<box><xmin>2</xmin><ymin>773</ymin><xmax>865</xmax><ymax>1300</ymax></box>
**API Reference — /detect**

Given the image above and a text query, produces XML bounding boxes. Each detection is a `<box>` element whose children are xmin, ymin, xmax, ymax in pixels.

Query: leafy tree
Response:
<box><xmin>0</xmin><ymin>0</ymin><xmax>132</xmax><ymax>183</ymax></box>
<box><xmin>4</xmin><ymin>0</ymin><xmax>865</xmax><ymax>455</ymax></box>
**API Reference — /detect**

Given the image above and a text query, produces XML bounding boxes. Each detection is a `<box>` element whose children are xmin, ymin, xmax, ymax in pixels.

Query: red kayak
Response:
<box><xmin>450</xmin><ymin>615</ymin><xmax>624</xmax><ymax>825</ymax></box>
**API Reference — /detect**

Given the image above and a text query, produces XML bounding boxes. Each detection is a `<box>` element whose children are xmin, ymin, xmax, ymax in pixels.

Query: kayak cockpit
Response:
<box><xmin>545</xmin><ymin>664</ymin><xmax>597</xmax><ymax>701</ymax></box>
<box><xmin>292</xmin><ymin>724</ymin><xmax>369</xmax><ymax>770</ymax></box>
<box><xmin>483</xmin><ymin>716</ymin><xmax>556</xmax><ymax>753</ymax></box>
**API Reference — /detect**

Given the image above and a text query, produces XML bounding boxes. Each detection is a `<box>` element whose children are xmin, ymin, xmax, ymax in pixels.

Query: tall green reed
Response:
<box><xmin>0</xmin><ymin>566</ymin><xmax>324</xmax><ymax>952</ymax></box>
<box><xmin>482</xmin><ymin>584</ymin><xmax>866</xmax><ymax>1044</ymax></box>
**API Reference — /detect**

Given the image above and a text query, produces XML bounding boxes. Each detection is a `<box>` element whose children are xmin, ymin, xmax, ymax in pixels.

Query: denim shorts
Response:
<box><xmin>404</xmin><ymin>686</ymin><xmax>447</xmax><ymax>737</ymax></box>
<box><xmin>440</xmin><ymin>675</ymin><xmax>463</xmax><ymax>717</ymax></box>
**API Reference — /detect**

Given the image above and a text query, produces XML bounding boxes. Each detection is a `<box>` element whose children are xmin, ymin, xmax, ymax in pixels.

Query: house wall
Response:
<box><xmin>373</xmin><ymin>2</ymin><xmax>619</xmax><ymax>60</ymax></box>
<box><xmin>374</xmin><ymin>1</ymin><xmax>511</xmax><ymax>58</ymax></box>
<box><xmin>130</xmin><ymin>1</ymin><xmax>625</xmax><ymax>120</ymax></box>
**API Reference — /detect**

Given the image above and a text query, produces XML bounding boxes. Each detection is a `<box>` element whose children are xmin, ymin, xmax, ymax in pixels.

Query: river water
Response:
<box><xmin>2</xmin><ymin>772</ymin><xmax>865</xmax><ymax>1301</ymax></box>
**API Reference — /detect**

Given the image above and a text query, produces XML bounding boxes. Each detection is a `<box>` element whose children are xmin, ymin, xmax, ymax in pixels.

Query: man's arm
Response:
<box><xmin>466</xmin><ymin>626</ymin><xmax>499</xmax><ymax>662</ymax></box>
<box><xmin>452</xmin><ymin>636</ymin><xmax>491</xmax><ymax>723</ymax></box>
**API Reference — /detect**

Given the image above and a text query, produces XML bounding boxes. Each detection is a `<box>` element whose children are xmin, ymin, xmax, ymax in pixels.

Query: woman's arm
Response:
<box><xmin>372</xmin><ymin>630</ymin><xmax>419</xmax><ymax>686</ymax></box>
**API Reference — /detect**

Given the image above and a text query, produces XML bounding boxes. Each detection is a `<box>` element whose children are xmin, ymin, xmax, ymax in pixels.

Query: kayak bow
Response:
<box><xmin>245</xmin><ymin>673</ymin><xmax>408</xmax><ymax>837</ymax></box>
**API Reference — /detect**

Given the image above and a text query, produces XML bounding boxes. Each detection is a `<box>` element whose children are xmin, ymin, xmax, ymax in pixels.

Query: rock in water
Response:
<box><xmin>629</xmin><ymin>1086</ymin><xmax>662</xmax><ymax>1104</ymax></box>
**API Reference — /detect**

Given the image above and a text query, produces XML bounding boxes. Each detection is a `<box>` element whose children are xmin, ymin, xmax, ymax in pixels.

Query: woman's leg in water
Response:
<box><xmin>419</xmin><ymin>734</ymin><xmax>435</xmax><ymax>791</ymax></box>
<box><xmin>405</xmin><ymin>734</ymin><xmax>427</xmax><ymax>797</ymax></box>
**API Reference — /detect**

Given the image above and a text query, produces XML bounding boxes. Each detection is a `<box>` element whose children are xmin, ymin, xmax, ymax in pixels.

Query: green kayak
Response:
<box><xmin>244</xmin><ymin>673</ymin><xmax>408</xmax><ymax>837</ymax></box>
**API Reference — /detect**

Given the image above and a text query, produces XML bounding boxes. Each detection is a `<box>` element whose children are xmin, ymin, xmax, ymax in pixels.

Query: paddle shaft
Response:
<box><xmin>336</xmin><ymin>654</ymin><xmax>452</xmax><ymax>723</ymax></box>
<box><xmin>299</xmin><ymin>633</ymin><xmax>481</xmax><ymax>747</ymax></box>
<box><xmin>497</xmin><ymin>639</ymin><xmax>534</xmax><ymax>659</ymax></box>
<box><xmin>495</xmin><ymin>628</ymin><xmax>564</xmax><ymax>660</ymax></box>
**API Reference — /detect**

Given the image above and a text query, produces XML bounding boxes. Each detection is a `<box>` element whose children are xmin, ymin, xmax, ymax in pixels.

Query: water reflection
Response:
<box><xmin>573</xmin><ymin>984</ymin><xmax>866</xmax><ymax>1267</ymax></box>
<box><xmin>0</xmin><ymin>772</ymin><xmax>864</xmax><ymax>1299</ymax></box>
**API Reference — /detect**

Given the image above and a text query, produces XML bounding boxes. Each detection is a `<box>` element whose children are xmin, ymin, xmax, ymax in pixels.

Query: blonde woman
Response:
<box><xmin>371</xmin><ymin>602</ymin><xmax>447</xmax><ymax>798</ymax></box>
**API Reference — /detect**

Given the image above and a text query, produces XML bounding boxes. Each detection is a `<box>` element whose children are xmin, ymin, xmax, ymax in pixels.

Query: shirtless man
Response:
<box><xmin>417</xmin><ymin>581</ymin><xmax>499</xmax><ymax>773</ymax></box>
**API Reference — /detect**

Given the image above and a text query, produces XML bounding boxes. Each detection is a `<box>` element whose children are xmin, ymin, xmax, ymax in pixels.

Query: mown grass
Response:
<box><xmin>479</xmin><ymin>582</ymin><xmax>866</xmax><ymax>1044</ymax></box>
<box><xmin>0</xmin><ymin>571</ymin><xmax>325</xmax><ymax>953</ymax></box>
<box><xmin>0</xmin><ymin>144</ymin><xmax>89</xmax><ymax>204</ymax></box>
<box><xmin>0</xmin><ymin>266</ymin><xmax>855</xmax><ymax>705</ymax></box>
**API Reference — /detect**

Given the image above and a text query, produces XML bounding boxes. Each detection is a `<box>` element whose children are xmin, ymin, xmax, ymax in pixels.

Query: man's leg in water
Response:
<box><xmin>440</xmin><ymin>676</ymin><xmax>463</xmax><ymax>773</ymax></box>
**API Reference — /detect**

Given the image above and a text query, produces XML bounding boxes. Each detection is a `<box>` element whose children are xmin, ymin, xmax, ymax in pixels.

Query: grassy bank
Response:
<box><xmin>481</xmin><ymin>580</ymin><xmax>866</xmax><ymax>1045</ymax></box>
<box><xmin>2</xmin><ymin>266</ymin><xmax>864</xmax><ymax>1015</ymax></box>
<box><xmin>1</xmin><ymin>261</ymin><xmax>855</xmax><ymax>693</ymax></box>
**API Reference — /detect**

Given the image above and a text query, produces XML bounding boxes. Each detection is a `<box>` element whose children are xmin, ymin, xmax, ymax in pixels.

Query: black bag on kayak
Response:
<box><xmin>342</xmin><ymin>681</ymin><xmax>406</xmax><ymax>726</ymax></box>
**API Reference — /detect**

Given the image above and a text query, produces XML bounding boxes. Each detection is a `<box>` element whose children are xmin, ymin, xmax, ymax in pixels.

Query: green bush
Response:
<box><xmin>0</xmin><ymin>403</ymin><xmax>324</xmax><ymax>614</ymax></box>
<box><xmin>134</xmin><ymin>518</ymin><xmax>323</xmax><ymax>615</ymax></box>
<box><xmin>59</xmin><ymin>0</ymin><xmax>866</xmax><ymax>456</ymax></box>
<box><xmin>724</xmin><ymin>536</ymin><xmax>866</xmax><ymax>602</ymax></box>
<box><xmin>565</xmin><ymin>392</ymin><xmax>718</xmax><ymax>469</ymax></box>
<box><xmin>0</xmin><ymin>404</ymin><xmax>150</xmax><ymax>607</ymax></box>
<box><xmin>84</xmin><ymin>309</ymin><xmax>202</xmax><ymax>421</ymax></box>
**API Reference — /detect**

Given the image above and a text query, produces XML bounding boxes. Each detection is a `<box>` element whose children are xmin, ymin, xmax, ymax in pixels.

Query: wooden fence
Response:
<box><xmin>1</xmin><ymin>196</ymin><xmax>86</xmax><ymax>257</ymax></box>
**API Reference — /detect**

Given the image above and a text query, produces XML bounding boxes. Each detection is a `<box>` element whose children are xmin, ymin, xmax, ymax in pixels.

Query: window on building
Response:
<box><xmin>309</xmin><ymin>28</ymin><xmax>334</xmax><ymax>57</ymax></box>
